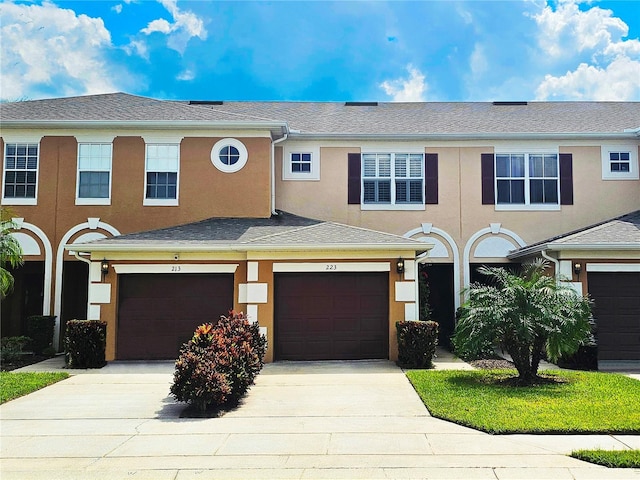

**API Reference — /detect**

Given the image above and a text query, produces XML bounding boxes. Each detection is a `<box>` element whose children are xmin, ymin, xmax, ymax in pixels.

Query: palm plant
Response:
<box><xmin>453</xmin><ymin>259</ymin><xmax>592</xmax><ymax>384</ymax></box>
<box><xmin>1</xmin><ymin>208</ymin><xmax>24</xmax><ymax>297</ymax></box>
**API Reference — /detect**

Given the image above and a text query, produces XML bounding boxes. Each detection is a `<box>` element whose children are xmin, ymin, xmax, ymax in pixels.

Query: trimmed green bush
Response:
<box><xmin>26</xmin><ymin>315</ymin><xmax>56</xmax><ymax>354</ymax></box>
<box><xmin>1</xmin><ymin>336</ymin><xmax>31</xmax><ymax>364</ymax></box>
<box><xmin>396</xmin><ymin>320</ymin><xmax>439</xmax><ymax>369</ymax></box>
<box><xmin>171</xmin><ymin>311</ymin><xmax>267</xmax><ymax>412</ymax></box>
<box><xmin>64</xmin><ymin>320</ymin><xmax>107</xmax><ymax>369</ymax></box>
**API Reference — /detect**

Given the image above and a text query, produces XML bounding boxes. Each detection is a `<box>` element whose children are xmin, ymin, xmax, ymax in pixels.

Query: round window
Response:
<box><xmin>211</xmin><ymin>138</ymin><xmax>248</xmax><ymax>173</ymax></box>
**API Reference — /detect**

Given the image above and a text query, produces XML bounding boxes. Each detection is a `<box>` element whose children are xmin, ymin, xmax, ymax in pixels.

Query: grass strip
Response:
<box><xmin>0</xmin><ymin>371</ymin><xmax>69</xmax><ymax>404</ymax></box>
<box><xmin>406</xmin><ymin>369</ymin><xmax>640</xmax><ymax>434</ymax></box>
<box><xmin>571</xmin><ymin>449</ymin><xmax>640</xmax><ymax>468</ymax></box>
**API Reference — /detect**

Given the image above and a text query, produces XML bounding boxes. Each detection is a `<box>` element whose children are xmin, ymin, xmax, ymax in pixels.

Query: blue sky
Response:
<box><xmin>1</xmin><ymin>0</ymin><xmax>639</xmax><ymax>102</ymax></box>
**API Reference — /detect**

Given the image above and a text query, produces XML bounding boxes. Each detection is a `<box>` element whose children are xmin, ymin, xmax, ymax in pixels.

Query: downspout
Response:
<box><xmin>73</xmin><ymin>251</ymin><xmax>93</xmax><ymax>327</ymax></box>
<box><xmin>540</xmin><ymin>249</ymin><xmax>560</xmax><ymax>280</ymax></box>
<box><xmin>271</xmin><ymin>132</ymin><xmax>289</xmax><ymax>215</ymax></box>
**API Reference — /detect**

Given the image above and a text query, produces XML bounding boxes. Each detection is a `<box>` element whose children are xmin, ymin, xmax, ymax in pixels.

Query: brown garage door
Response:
<box><xmin>588</xmin><ymin>272</ymin><xmax>640</xmax><ymax>360</ymax></box>
<box><xmin>275</xmin><ymin>273</ymin><xmax>389</xmax><ymax>361</ymax></box>
<box><xmin>117</xmin><ymin>274</ymin><xmax>234</xmax><ymax>360</ymax></box>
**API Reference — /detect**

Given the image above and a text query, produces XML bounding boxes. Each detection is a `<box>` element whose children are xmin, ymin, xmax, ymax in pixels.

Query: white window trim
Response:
<box><xmin>143</xmin><ymin>143</ymin><xmax>180</xmax><ymax>207</ymax></box>
<box><xmin>211</xmin><ymin>138</ymin><xmax>248</xmax><ymax>173</ymax></box>
<box><xmin>282</xmin><ymin>144</ymin><xmax>320</xmax><ymax>180</ymax></box>
<box><xmin>601</xmin><ymin>145</ymin><xmax>639</xmax><ymax>180</ymax></box>
<box><xmin>360</xmin><ymin>152</ymin><xmax>426</xmax><ymax>211</ymax></box>
<box><xmin>2</xmin><ymin>141</ymin><xmax>40</xmax><ymax>206</ymax></box>
<box><xmin>75</xmin><ymin>142</ymin><xmax>113</xmax><ymax>206</ymax></box>
<box><xmin>494</xmin><ymin>149</ymin><xmax>561</xmax><ymax>211</ymax></box>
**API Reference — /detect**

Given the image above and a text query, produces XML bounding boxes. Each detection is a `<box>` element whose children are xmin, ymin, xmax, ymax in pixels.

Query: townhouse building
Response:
<box><xmin>1</xmin><ymin>94</ymin><xmax>638</xmax><ymax>362</ymax></box>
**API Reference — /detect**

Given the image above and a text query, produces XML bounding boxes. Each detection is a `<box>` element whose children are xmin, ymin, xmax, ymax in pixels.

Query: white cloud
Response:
<box><xmin>0</xmin><ymin>1</ymin><xmax>121</xmax><ymax>100</ymax></box>
<box><xmin>140</xmin><ymin>0</ymin><xmax>207</xmax><ymax>54</ymax></box>
<box><xmin>536</xmin><ymin>56</ymin><xmax>640</xmax><ymax>101</ymax></box>
<box><xmin>176</xmin><ymin>69</ymin><xmax>194</xmax><ymax>81</ymax></box>
<box><xmin>123</xmin><ymin>39</ymin><xmax>149</xmax><ymax>60</ymax></box>
<box><xmin>380</xmin><ymin>65</ymin><xmax>427</xmax><ymax>102</ymax></box>
<box><xmin>112</xmin><ymin>4</ymin><xmax>123</xmax><ymax>14</ymax></box>
<box><xmin>532</xmin><ymin>0</ymin><xmax>640</xmax><ymax>100</ymax></box>
<box><xmin>470</xmin><ymin>43</ymin><xmax>488</xmax><ymax>76</ymax></box>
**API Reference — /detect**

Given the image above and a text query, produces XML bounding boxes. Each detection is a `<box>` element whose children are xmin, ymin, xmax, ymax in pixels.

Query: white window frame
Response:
<box><xmin>601</xmin><ymin>145</ymin><xmax>639</xmax><ymax>180</ymax></box>
<box><xmin>143</xmin><ymin>143</ymin><xmax>180</xmax><ymax>206</ymax></box>
<box><xmin>75</xmin><ymin>143</ymin><xmax>113</xmax><ymax>206</ymax></box>
<box><xmin>2</xmin><ymin>141</ymin><xmax>40</xmax><ymax>206</ymax></box>
<box><xmin>361</xmin><ymin>151</ymin><xmax>425</xmax><ymax>211</ymax></box>
<box><xmin>494</xmin><ymin>149</ymin><xmax>561</xmax><ymax>211</ymax></box>
<box><xmin>211</xmin><ymin>138</ymin><xmax>248</xmax><ymax>173</ymax></box>
<box><xmin>282</xmin><ymin>144</ymin><xmax>320</xmax><ymax>180</ymax></box>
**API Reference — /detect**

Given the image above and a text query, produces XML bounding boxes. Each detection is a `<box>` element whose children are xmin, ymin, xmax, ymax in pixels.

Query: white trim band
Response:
<box><xmin>273</xmin><ymin>262</ymin><xmax>391</xmax><ymax>273</ymax></box>
<box><xmin>586</xmin><ymin>263</ymin><xmax>640</xmax><ymax>273</ymax></box>
<box><xmin>113</xmin><ymin>264</ymin><xmax>239</xmax><ymax>274</ymax></box>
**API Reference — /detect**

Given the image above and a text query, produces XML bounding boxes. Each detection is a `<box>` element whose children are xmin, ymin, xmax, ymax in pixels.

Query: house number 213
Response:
<box><xmin>171</xmin><ymin>266</ymin><xmax>181</xmax><ymax>272</ymax></box>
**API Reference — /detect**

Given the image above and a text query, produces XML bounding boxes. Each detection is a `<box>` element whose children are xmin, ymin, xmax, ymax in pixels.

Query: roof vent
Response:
<box><xmin>344</xmin><ymin>101</ymin><xmax>378</xmax><ymax>106</ymax></box>
<box><xmin>188</xmin><ymin>100</ymin><xmax>224</xmax><ymax>105</ymax></box>
<box><xmin>492</xmin><ymin>101</ymin><xmax>528</xmax><ymax>106</ymax></box>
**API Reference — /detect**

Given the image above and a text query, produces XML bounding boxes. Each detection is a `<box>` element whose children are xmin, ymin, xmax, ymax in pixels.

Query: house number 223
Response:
<box><xmin>325</xmin><ymin>264</ymin><xmax>337</xmax><ymax>270</ymax></box>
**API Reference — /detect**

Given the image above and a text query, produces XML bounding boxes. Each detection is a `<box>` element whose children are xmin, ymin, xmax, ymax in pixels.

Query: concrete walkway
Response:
<box><xmin>1</xmin><ymin>352</ymin><xmax>638</xmax><ymax>479</ymax></box>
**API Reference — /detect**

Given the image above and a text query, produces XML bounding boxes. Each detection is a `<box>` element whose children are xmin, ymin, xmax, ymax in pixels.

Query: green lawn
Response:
<box><xmin>571</xmin><ymin>449</ymin><xmax>640</xmax><ymax>468</ymax></box>
<box><xmin>406</xmin><ymin>369</ymin><xmax>640</xmax><ymax>434</ymax></box>
<box><xmin>0</xmin><ymin>372</ymin><xmax>69</xmax><ymax>404</ymax></box>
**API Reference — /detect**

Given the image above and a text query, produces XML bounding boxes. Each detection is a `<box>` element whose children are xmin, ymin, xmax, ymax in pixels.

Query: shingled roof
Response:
<box><xmin>2</xmin><ymin>93</ymin><xmax>639</xmax><ymax>137</ymax></box>
<box><xmin>68</xmin><ymin>211</ymin><xmax>429</xmax><ymax>253</ymax></box>
<box><xmin>509</xmin><ymin>210</ymin><xmax>640</xmax><ymax>258</ymax></box>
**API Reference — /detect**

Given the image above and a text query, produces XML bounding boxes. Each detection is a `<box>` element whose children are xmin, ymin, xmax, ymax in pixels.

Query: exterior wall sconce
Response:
<box><xmin>573</xmin><ymin>262</ymin><xmax>582</xmax><ymax>276</ymax></box>
<box><xmin>101</xmin><ymin>259</ymin><xmax>110</xmax><ymax>276</ymax></box>
<box><xmin>396</xmin><ymin>257</ymin><xmax>405</xmax><ymax>274</ymax></box>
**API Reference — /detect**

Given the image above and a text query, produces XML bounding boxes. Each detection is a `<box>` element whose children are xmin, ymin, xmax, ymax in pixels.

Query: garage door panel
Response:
<box><xmin>588</xmin><ymin>272</ymin><xmax>640</xmax><ymax>361</ymax></box>
<box><xmin>275</xmin><ymin>273</ymin><xmax>389</xmax><ymax>361</ymax></box>
<box><xmin>117</xmin><ymin>274</ymin><xmax>233</xmax><ymax>360</ymax></box>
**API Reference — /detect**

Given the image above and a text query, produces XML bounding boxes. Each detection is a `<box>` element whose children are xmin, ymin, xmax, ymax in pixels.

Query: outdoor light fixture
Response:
<box><xmin>573</xmin><ymin>262</ymin><xmax>582</xmax><ymax>276</ymax></box>
<box><xmin>396</xmin><ymin>257</ymin><xmax>405</xmax><ymax>274</ymax></box>
<box><xmin>101</xmin><ymin>259</ymin><xmax>110</xmax><ymax>275</ymax></box>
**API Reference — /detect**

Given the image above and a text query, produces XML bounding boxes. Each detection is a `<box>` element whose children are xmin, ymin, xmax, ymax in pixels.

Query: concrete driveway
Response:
<box><xmin>1</xmin><ymin>357</ymin><xmax>638</xmax><ymax>479</ymax></box>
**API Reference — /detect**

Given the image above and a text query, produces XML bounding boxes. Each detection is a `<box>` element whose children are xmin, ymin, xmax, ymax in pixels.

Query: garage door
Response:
<box><xmin>117</xmin><ymin>274</ymin><xmax>234</xmax><ymax>360</ymax></box>
<box><xmin>588</xmin><ymin>272</ymin><xmax>640</xmax><ymax>360</ymax></box>
<box><xmin>275</xmin><ymin>273</ymin><xmax>389</xmax><ymax>361</ymax></box>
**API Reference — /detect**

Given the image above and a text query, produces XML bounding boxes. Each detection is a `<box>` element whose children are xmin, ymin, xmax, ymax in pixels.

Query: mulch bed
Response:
<box><xmin>1</xmin><ymin>354</ymin><xmax>51</xmax><ymax>372</ymax></box>
<box><xmin>469</xmin><ymin>358</ymin><xmax>515</xmax><ymax>369</ymax></box>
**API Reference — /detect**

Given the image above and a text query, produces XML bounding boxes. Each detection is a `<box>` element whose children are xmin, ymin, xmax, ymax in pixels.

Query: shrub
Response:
<box><xmin>451</xmin><ymin>307</ymin><xmax>495</xmax><ymax>360</ymax></box>
<box><xmin>396</xmin><ymin>320</ymin><xmax>439</xmax><ymax>369</ymax></box>
<box><xmin>64</xmin><ymin>320</ymin><xmax>107</xmax><ymax>369</ymax></box>
<box><xmin>171</xmin><ymin>311</ymin><xmax>267</xmax><ymax>412</ymax></box>
<box><xmin>26</xmin><ymin>315</ymin><xmax>56</xmax><ymax>354</ymax></box>
<box><xmin>1</xmin><ymin>336</ymin><xmax>31</xmax><ymax>364</ymax></box>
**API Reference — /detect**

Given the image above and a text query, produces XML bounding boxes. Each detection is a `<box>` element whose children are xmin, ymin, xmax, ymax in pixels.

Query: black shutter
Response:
<box><xmin>347</xmin><ymin>153</ymin><xmax>361</xmax><ymax>204</ymax></box>
<box><xmin>481</xmin><ymin>153</ymin><xmax>495</xmax><ymax>204</ymax></box>
<box><xmin>425</xmin><ymin>153</ymin><xmax>438</xmax><ymax>205</ymax></box>
<box><xmin>559</xmin><ymin>153</ymin><xmax>573</xmax><ymax>205</ymax></box>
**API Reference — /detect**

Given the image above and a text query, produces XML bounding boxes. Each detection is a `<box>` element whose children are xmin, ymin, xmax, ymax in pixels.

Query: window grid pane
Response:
<box><xmin>290</xmin><ymin>152</ymin><xmax>312</xmax><ymax>173</ymax></box>
<box><xmin>362</xmin><ymin>153</ymin><xmax>424</xmax><ymax>205</ymax></box>
<box><xmin>145</xmin><ymin>144</ymin><xmax>179</xmax><ymax>200</ymax></box>
<box><xmin>4</xmin><ymin>143</ymin><xmax>38</xmax><ymax>198</ymax></box>
<box><xmin>496</xmin><ymin>153</ymin><xmax>558</xmax><ymax>206</ymax></box>
<box><xmin>609</xmin><ymin>152</ymin><xmax>631</xmax><ymax>173</ymax></box>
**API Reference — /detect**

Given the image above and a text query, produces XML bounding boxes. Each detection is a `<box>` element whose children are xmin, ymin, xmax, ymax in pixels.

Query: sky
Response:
<box><xmin>1</xmin><ymin>0</ymin><xmax>639</xmax><ymax>103</ymax></box>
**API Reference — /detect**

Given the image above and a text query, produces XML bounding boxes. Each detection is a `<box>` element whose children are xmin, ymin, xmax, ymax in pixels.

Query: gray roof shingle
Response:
<box><xmin>72</xmin><ymin>211</ymin><xmax>427</xmax><ymax>251</ymax></box>
<box><xmin>2</xmin><ymin>93</ymin><xmax>639</xmax><ymax>136</ymax></box>
<box><xmin>510</xmin><ymin>211</ymin><xmax>640</xmax><ymax>257</ymax></box>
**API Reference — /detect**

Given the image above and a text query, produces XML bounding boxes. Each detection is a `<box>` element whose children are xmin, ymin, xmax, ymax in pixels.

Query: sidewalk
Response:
<box><xmin>2</xmin><ymin>350</ymin><xmax>638</xmax><ymax>479</ymax></box>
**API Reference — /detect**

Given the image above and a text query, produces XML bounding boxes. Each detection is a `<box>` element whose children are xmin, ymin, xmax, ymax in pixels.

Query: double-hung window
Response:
<box><xmin>362</xmin><ymin>153</ymin><xmax>424</xmax><ymax>207</ymax></box>
<box><xmin>495</xmin><ymin>152</ymin><xmax>559</xmax><ymax>208</ymax></box>
<box><xmin>3</xmin><ymin>143</ymin><xmax>39</xmax><ymax>205</ymax></box>
<box><xmin>76</xmin><ymin>143</ymin><xmax>112</xmax><ymax>205</ymax></box>
<box><xmin>144</xmin><ymin>144</ymin><xmax>179</xmax><ymax>206</ymax></box>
